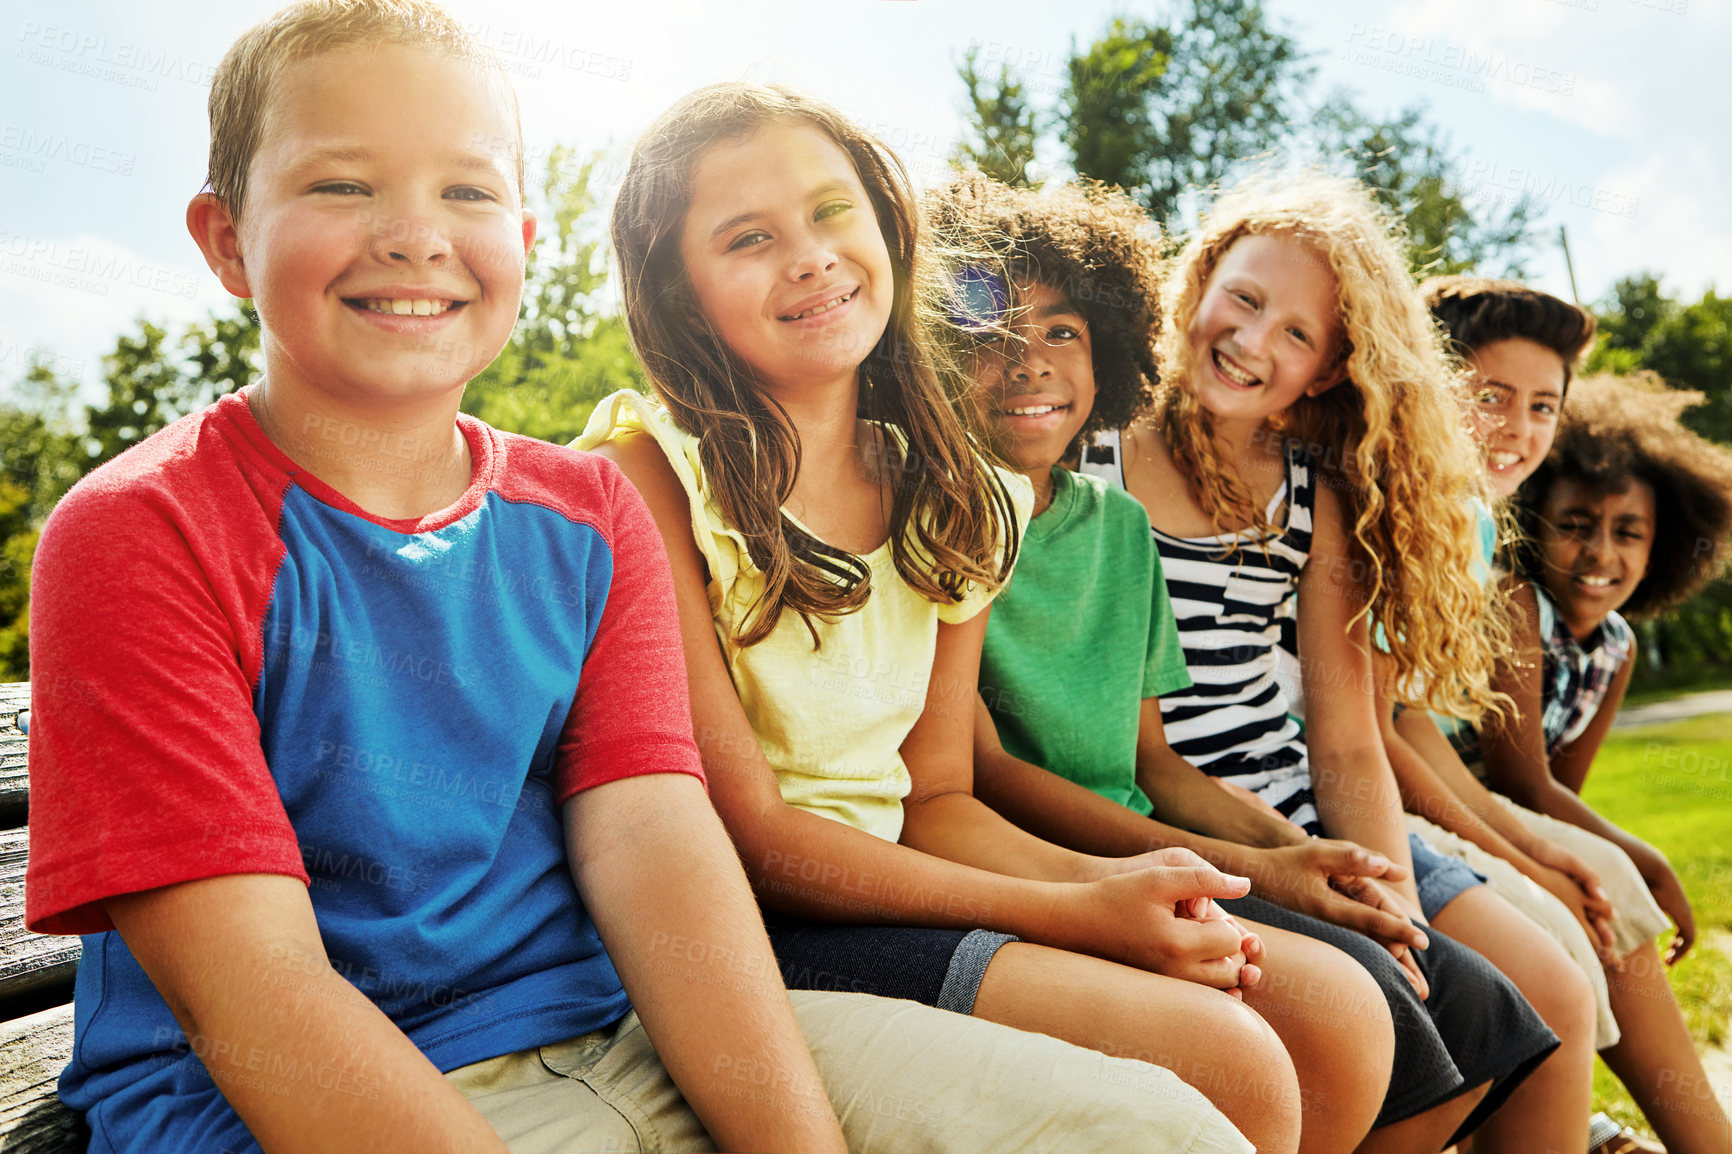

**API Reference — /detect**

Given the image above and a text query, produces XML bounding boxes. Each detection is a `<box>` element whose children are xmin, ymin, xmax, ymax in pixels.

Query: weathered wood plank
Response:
<box><xmin>0</xmin><ymin>1003</ymin><xmax>86</xmax><ymax>1153</ymax></box>
<box><xmin>0</xmin><ymin>832</ymin><xmax>79</xmax><ymax>1020</ymax></box>
<box><xmin>0</xmin><ymin>684</ymin><xmax>27</xmax><ymax>831</ymax></box>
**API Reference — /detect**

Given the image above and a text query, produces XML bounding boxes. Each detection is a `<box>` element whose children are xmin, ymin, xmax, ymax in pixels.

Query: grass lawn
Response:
<box><xmin>1582</xmin><ymin>713</ymin><xmax>1732</xmax><ymax>1134</ymax></box>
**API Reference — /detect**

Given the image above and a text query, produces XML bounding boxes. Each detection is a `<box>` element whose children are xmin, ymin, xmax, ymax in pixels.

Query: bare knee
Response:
<box><xmin>1520</xmin><ymin>940</ymin><xmax>1597</xmax><ymax>1047</ymax></box>
<box><xmin>1185</xmin><ymin>998</ymin><xmax>1301</xmax><ymax>1154</ymax></box>
<box><xmin>1250</xmin><ymin>940</ymin><xmax>1393</xmax><ymax>1097</ymax></box>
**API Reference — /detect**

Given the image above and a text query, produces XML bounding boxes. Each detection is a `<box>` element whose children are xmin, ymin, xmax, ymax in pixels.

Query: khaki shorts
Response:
<box><xmin>1407</xmin><ymin>812</ymin><xmax>1619</xmax><ymax>1049</ymax></box>
<box><xmin>1494</xmin><ymin>796</ymin><xmax>1674</xmax><ymax>957</ymax></box>
<box><xmin>1405</xmin><ymin>800</ymin><xmax>1673</xmax><ymax>1052</ymax></box>
<box><xmin>447</xmin><ymin>988</ymin><xmax>1252</xmax><ymax>1153</ymax></box>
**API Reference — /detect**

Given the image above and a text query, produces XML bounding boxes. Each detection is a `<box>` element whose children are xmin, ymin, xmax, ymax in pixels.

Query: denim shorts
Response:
<box><xmin>1410</xmin><ymin>830</ymin><xmax>1487</xmax><ymax>920</ymax></box>
<box><xmin>764</xmin><ymin>916</ymin><xmax>1018</xmax><ymax>1015</ymax></box>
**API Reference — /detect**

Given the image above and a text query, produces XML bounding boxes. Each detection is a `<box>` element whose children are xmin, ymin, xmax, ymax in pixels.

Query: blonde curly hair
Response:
<box><xmin>1156</xmin><ymin>173</ymin><xmax>1506</xmax><ymax>720</ymax></box>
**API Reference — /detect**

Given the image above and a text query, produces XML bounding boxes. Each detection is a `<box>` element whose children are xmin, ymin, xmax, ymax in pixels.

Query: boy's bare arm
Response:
<box><xmin>1131</xmin><ymin>701</ymin><xmax>1309</xmax><ymax>851</ymax></box>
<box><xmin>106</xmin><ymin>874</ymin><xmax>509</xmax><ymax>1154</ymax></box>
<box><xmin>565</xmin><ymin>772</ymin><xmax>847</xmax><ymax>1154</ymax></box>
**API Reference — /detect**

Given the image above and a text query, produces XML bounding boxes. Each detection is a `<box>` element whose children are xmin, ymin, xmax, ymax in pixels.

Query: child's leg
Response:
<box><xmin>1224</xmin><ymin>893</ymin><xmax>1533</xmax><ymax>1153</ymax></box>
<box><xmin>1235</xmin><ymin>923</ymin><xmax>1393</xmax><ymax>1153</ymax></box>
<box><xmin>973</xmin><ymin>943</ymin><xmax>1302</xmax><ymax>1154</ymax></box>
<box><xmin>1429</xmin><ymin>885</ymin><xmax>1596</xmax><ymax>1153</ymax></box>
<box><xmin>1601</xmin><ymin>940</ymin><xmax>1732</xmax><ymax>1154</ymax></box>
<box><xmin>1406</xmin><ymin>811</ymin><xmax>1620</xmax><ymax>1048</ymax></box>
<box><xmin>451</xmin><ymin>992</ymin><xmax>1260</xmax><ymax>1154</ymax></box>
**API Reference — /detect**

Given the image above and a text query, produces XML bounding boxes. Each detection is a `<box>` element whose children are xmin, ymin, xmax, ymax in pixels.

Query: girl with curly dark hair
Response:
<box><xmin>1480</xmin><ymin>373</ymin><xmax>1732</xmax><ymax>1152</ymax></box>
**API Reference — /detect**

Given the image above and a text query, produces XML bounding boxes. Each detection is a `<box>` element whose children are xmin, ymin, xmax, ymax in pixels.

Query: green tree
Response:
<box><xmin>1312</xmin><ymin>100</ymin><xmax>1538</xmax><ymax>277</ymax></box>
<box><xmin>461</xmin><ymin>145</ymin><xmax>643</xmax><ymax>443</ymax></box>
<box><xmin>1642</xmin><ymin>291</ymin><xmax>1732</xmax><ymax>444</ymax></box>
<box><xmin>1124</xmin><ymin>0</ymin><xmax>1309</xmax><ymax>221</ymax></box>
<box><xmin>0</xmin><ymin>361</ymin><xmax>84</xmax><ymax>679</ymax></box>
<box><xmin>1593</xmin><ymin>273</ymin><xmax>1671</xmax><ymax>358</ymax></box>
<box><xmin>84</xmin><ymin>305</ymin><xmax>261</xmax><ymax>469</ymax></box>
<box><xmin>1058</xmin><ymin>19</ymin><xmax>1172</xmax><ymax>196</ymax></box>
<box><xmin>951</xmin><ymin>46</ymin><xmax>1042</xmax><ymax>187</ymax></box>
<box><xmin>1589</xmin><ymin>277</ymin><xmax>1732</xmax><ymax>443</ymax></box>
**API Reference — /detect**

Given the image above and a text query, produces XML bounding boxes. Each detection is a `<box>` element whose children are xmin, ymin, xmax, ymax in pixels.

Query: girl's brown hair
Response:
<box><xmin>611</xmin><ymin>83</ymin><xmax>1018</xmax><ymax>647</ymax></box>
<box><xmin>1421</xmin><ymin>275</ymin><xmax>1597</xmax><ymax>393</ymax></box>
<box><xmin>1158</xmin><ymin>173</ymin><xmax>1506</xmax><ymax>720</ymax></box>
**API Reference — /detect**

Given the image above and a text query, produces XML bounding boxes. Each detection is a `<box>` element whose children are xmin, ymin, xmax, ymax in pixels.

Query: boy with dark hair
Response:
<box><xmin>22</xmin><ymin>5</ymin><xmax>1255</xmax><ymax>1152</ymax></box>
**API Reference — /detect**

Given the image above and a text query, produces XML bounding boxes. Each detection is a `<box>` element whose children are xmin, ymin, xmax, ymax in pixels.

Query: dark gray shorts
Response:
<box><xmin>1218</xmin><ymin>892</ymin><xmax>1557</xmax><ymax>1140</ymax></box>
<box><xmin>764</xmin><ymin>916</ymin><xmax>1017</xmax><ymax>1014</ymax></box>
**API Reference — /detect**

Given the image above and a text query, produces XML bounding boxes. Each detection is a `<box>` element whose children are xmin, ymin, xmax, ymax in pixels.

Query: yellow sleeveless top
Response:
<box><xmin>577</xmin><ymin>389</ymin><xmax>1031</xmax><ymax>842</ymax></box>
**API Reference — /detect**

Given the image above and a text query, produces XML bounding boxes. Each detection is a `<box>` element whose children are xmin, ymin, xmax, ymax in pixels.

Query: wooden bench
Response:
<box><xmin>0</xmin><ymin>682</ymin><xmax>89</xmax><ymax>1152</ymax></box>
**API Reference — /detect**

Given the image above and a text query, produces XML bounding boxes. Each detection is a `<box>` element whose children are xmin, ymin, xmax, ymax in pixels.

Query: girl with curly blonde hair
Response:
<box><xmin>1084</xmin><ymin>173</ymin><xmax>1595</xmax><ymax>1153</ymax></box>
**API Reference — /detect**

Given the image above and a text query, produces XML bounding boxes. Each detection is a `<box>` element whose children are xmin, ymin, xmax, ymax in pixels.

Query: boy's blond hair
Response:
<box><xmin>206</xmin><ymin>0</ymin><xmax>521</xmax><ymax>223</ymax></box>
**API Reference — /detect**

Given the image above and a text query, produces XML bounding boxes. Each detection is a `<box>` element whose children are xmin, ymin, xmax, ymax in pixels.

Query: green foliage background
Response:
<box><xmin>5</xmin><ymin>2</ymin><xmax>1732</xmax><ymax>688</ymax></box>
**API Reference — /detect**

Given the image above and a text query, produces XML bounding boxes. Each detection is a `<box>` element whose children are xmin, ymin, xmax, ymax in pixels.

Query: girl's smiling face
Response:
<box><xmin>1187</xmin><ymin>232</ymin><xmax>1345</xmax><ymax>428</ymax></box>
<box><xmin>677</xmin><ymin>119</ymin><xmax>894</xmax><ymax>399</ymax></box>
<box><xmin>1466</xmin><ymin>338</ymin><xmax>1568</xmax><ymax>499</ymax></box>
<box><xmin>1536</xmin><ymin>475</ymin><xmax>1656</xmax><ymax>637</ymax></box>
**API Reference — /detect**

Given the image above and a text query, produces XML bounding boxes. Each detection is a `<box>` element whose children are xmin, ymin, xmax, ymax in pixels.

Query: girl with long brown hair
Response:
<box><xmin>573</xmin><ymin>82</ymin><xmax>1398</xmax><ymax>1153</ymax></box>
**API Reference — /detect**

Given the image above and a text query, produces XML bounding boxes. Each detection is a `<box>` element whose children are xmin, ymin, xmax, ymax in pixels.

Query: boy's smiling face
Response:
<box><xmin>193</xmin><ymin>44</ymin><xmax>533</xmax><ymax>409</ymax></box>
<box><xmin>974</xmin><ymin>279</ymin><xmax>1095</xmax><ymax>478</ymax></box>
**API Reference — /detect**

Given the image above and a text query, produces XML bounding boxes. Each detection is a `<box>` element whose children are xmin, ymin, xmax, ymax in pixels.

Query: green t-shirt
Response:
<box><xmin>979</xmin><ymin>468</ymin><xmax>1191</xmax><ymax>815</ymax></box>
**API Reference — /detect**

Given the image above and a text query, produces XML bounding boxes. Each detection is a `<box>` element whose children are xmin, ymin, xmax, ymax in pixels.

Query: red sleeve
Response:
<box><xmin>554</xmin><ymin>459</ymin><xmax>705</xmax><ymax>803</ymax></box>
<box><xmin>25</xmin><ymin>457</ymin><xmax>308</xmax><ymax>937</ymax></box>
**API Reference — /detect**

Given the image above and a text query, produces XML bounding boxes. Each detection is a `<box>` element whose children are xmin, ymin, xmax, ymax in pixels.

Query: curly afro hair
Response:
<box><xmin>922</xmin><ymin>174</ymin><xmax>1164</xmax><ymax>448</ymax></box>
<box><xmin>1421</xmin><ymin>275</ymin><xmax>1597</xmax><ymax>392</ymax></box>
<box><xmin>1515</xmin><ymin>373</ymin><xmax>1732</xmax><ymax>618</ymax></box>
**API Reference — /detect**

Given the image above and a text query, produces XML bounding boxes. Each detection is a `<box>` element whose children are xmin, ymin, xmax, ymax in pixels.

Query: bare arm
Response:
<box><xmin>597</xmin><ymin>432</ymin><xmax>1252</xmax><ymax>983</ymax></box>
<box><xmin>1385</xmin><ymin>699</ymin><xmax>1616</xmax><ymax>958</ymax></box>
<box><xmin>107</xmin><ymin>875</ymin><xmax>509</xmax><ymax>1154</ymax></box>
<box><xmin>567</xmin><ymin>772</ymin><xmax>846</xmax><ymax>1153</ymax></box>
<box><xmin>1381</xmin><ymin>692</ymin><xmax>1537</xmax><ymax>868</ymax></box>
<box><xmin>973</xmin><ymin>698</ymin><xmax>1427</xmax><ymax>951</ymax></box>
<box><xmin>1483</xmin><ymin>582</ymin><xmax>1694</xmax><ymax>959</ymax></box>
<box><xmin>1298</xmin><ymin>480</ymin><xmax>1421</xmax><ymax>914</ymax></box>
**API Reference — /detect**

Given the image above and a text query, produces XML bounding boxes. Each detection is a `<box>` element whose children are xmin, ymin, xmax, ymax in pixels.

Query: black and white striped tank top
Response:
<box><xmin>1081</xmin><ymin>429</ymin><xmax>1322</xmax><ymax>835</ymax></box>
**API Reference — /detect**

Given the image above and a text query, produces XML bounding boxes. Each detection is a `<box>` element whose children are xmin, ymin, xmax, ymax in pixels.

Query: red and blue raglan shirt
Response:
<box><xmin>24</xmin><ymin>389</ymin><xmax>703</xmax><ymax>1153</ymax></box>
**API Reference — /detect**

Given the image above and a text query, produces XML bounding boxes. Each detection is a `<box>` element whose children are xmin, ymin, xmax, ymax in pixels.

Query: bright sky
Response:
<box><xmin>2</xmin><ymin>0</ymin><xmax>1723</xmax><ymax>404</ymax></box>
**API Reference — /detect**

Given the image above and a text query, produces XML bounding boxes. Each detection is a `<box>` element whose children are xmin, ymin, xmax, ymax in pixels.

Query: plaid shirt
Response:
<box><xmin>1535</xmin><ymin>585</ymin><xmax>1634</xmax><ymax>756</ymax></box>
